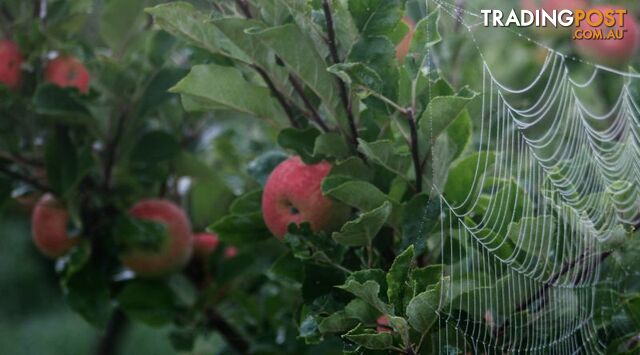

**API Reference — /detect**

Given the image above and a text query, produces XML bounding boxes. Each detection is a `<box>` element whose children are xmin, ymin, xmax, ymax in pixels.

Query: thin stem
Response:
<box><xmin>234</xmin><ymin>0</ymin><xmax>252</xmax><ymax>18</ymax></box>
<box><xmin>0</xmin><ymin>165</ymin><xmax>52</xmax><ymax>193</ymax></box>
<box><xmin>95</xmin><ymin>309</ymin><xmax>128</xmax><ymax>355</ymax></box>
<box><xmin>204</xmin><ymin>308</ymin><xmax>250</xmax><ymax>353</ymax></box>
<box><xmin>367</xmin><ymin>243</ymin><xmax>373</xmax><ymax>268</ymax></box>
<box><xmin>102</xmin><ymin>107</ymin><xmax>130</xmax><ymax>190</ymax></box>
<box><xmin>322</xmin><ymin>0</ymin><xmax>360</xmax><ymax>152</ymax></box>
<box><xmin>252</xmin><ymin>65</ymin><xmax>300</xmax><ymax>128</ymax></box>
<box><xmin>288</xmin><ymin>75</ymin><xmax>330</xmax><ymax>132</ymax></box>
<box><xmin>406</xmin><ymin>108</ymin><xmax>422</xmax><ymax>193</ymax></box>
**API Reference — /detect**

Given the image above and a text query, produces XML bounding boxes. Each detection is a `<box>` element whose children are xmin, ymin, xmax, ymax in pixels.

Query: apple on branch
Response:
<box><xmin>120</xmin><ymin>199</ymin><xmax>193</xmax><ymax>278</ymax></box>
<box><xmin>31</xmin><ymin>194</ymin><xmax>80</xmax><ymax>258</ymax></box>
<box><xmin>0</xmin><ymin>39</ymin><xmax>23</xmax><ymax>90</ymax></box>
<box><xmin>44</xmin><ymin>55</ymin><xmax>90</xmax><ymax>93</ymax></box>
<box><xmin>261</xmin><ymin>156</ymin><xmax>350</xmax><ymax>239</ymax></box>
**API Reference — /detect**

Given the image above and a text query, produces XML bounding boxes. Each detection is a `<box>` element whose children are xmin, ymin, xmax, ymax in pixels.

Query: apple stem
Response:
<box><xmin>204</xmin><ymin>308</ymin><xmax>250</xmax><ymax>353</ymax></box>
<box><xmin>322</xmin><ymin>0</ymin><xmax>363</xmax><ymax>158</ymax></box>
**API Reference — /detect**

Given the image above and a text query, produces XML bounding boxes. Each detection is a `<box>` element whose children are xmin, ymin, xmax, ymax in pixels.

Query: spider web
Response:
<box><xmin>423</xmin><ymin>0</ymin><xmax>640</xmax><ymax>353</ymax></box>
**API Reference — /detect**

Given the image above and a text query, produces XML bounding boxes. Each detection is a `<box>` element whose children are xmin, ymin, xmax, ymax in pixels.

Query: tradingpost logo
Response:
<box><xmin>480</xmin><ymin>7</ymin><xmax>630</xmax><ymax>40</ymax></box>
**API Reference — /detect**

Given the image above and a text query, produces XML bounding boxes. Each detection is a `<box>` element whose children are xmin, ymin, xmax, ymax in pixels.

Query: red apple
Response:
<box><xmin>376</xmin><ymin>315</ymin><xmax>392</xmax><ymax>333</ymax></box>
<box><xmin>573</xmin><ymin>6</ymin><xmax>639</xmax><ymax>66</ymax></box>
<box><xmin>120</xmin><ymin>199</ymin><xmax>193</xmax><ymax>278</ymax></box>
<box><xmin>223</xmin><ymin>246</ymin><xmax>238</xmax><ymax>259</ymax></box>
<box><xmin>31</xmin><ymin>194</ymin><xmax>79</xmax><ymax>258</ymax></box>
<box><xmin>0</xmin><ymin>40</ymin><xmax>23</xmax><ymax>90</ymax></box>
<box><xmin>261</xmin><ymin>156</ymin><xmax>350</xmax><ymax>238</ymax></box>
<box><xmin>193</xmin><ymin>232</ymin><xmax>220</xmax><ymax>260</ymax></box>
<box><xmin>44</xmin><ymin>56</ymin><xmax>90</xmax><ymax>93</ymax></box>
<box><xmin>396</xmin><ymin>16</ymin><xmax>415</xmax><ymax>63</ymax></box>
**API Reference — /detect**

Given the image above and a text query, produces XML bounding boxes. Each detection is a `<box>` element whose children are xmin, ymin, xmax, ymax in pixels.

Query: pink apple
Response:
<box><xmin>193</xmin><ymin>232</ymin><xmax>220</xmax><ymax>260</ymax></box>
<box><xmin>261</xmin><ymin>156</ymin><xmax>350</xmax><ymax>238</ymax></box>
<box><xmin>31</xmin><ymin>194</ymin><xmax>79</xmax><ymax>258</ymax></box>
<box><xmin>120</xmin><ymin>199</ymin><xmax>193</xmax><ymax>277</ymax></box>
<box><xmin>0</xmin><ymin>40</ymin><xmax>22</xmax><ymax>90</ymax></box>
<box><xmin>573</xmin><ymin>6</ymin><xmax>639</xmax><ymax>66</ymax></box>
<box><xmin>44</xmin><ymin>56</ymin><xmax>90</xmax><ymax>93</ymax></box>
<box><xmin>396</xmin><ymin>16</ymin><xmax>415</xmax><ymax>63</ymax></box>
<box><xmin>376</xmin><ymin>315</ymin><xmax>392</xmax><ymax>333</ymax></box>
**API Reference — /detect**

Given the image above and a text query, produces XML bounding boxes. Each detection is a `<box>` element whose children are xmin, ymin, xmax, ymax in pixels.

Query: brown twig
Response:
<box><xmin>322</xmin><ymin>0</ymin><xmax>360</xmax><ymax>152</ymax></box>
<box><xmin>0</xmin><ymin>165</ymin><xmax>52</xmax><ymax>193</ymax></box>
<box><xmin>204</xmin><ymin>308</ymin><xmax>250</xmax><ymax>353</ymax></box>
<box><xmin>234</xmin><ymin>0</ymin><xmax>252</xmax><ymax>18</ymax></box>
<box><xmin>515</xmin><ymin>250</ymin><xmax>612</xmax><ymax>312</ymax></box>
<box><xmin>288</xmin><ymin>75</ymin><xmax>330</xmax><ymax>132</ymax></box>
<box><xmin>406</xmin><ymin>108</ymin><xmax>422</xmax><ymax>193</ymax></box>
<box><xmin>251</xmin><ymin>65</ymin><xmax>300</xmax><ymax>128</ymax></box>
<box><xmin>95</xmin><ymin>309</ymin><xmax>129</xmax><ymax>355</ymax></box>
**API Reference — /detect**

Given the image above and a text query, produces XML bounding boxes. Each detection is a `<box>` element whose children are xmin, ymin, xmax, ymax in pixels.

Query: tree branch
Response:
<box><xmin>95</xmin><ymin>309</ymin><xmax>129</xmax><ymax>355</ymax></box>
<box><xmin>288</xmin><ymin>75</ymin><xmax>330</xmax><ymax>132</ymax></box>
<box><xmin>251</xmin><ymin>65</ymin><xmax>300</xmax><ymax>128</ymax></box>
<box><xmin>322</xmin><ymin>0</ymin><xmax>360</xmax><ymax>151</ymax></box>
<box><xmin>515</xmin><ymin>250</ymin><xmax>612</xmax><ymax>312</ymax></box>
<box><xmin>102</xmin><ymin>107</ymin><xmax>130</xmax><ymax>190</ymax></box>
<box><xmin>406</xmin><ymin>108</ymin><xmax>422</xmax><ymax>193</ymax></box>
<box><xmin>0</xmin><ymin>165</ymin><xmax>52</xmax><ymax>193</ymax></box>
<box><xmin>234</xmin><ymin>0</ymin><xmax>252</xmax><ymax>18</ymax></box>
<box><xmin>204</xmin><ymin>308</ymin><xmax>250</xmax><ymax>353</ymax></box>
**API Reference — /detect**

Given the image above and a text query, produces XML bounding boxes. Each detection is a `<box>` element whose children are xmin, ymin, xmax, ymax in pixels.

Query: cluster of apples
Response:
<box><xmin>0</xmin><ymin>39</ymin><xmax>90</xmax><ymax>92</ymax></box>
<box><xmin>523</xmin><ymin>0</ymin><xmax>639</xmax><ymax>66</ymax></box>
<box><xmin>32</xmin><ymin>195</ymin><xmax>238</xmax><ymax>278</ymax></box>
<box><xmin>31</xmin><ymin>155</ymin><xmax>349</xmax><ymax>278</ymax></box>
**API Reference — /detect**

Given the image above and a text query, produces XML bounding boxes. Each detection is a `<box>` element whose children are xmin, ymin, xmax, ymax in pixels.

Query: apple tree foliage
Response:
<box><xmin>1</xmin><ymin>0</ymin><xmax>640</xmax><ymax>354</ymax></box>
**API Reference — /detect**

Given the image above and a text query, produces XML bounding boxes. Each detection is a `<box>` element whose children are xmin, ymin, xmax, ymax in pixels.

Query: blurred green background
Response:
<box><xmin>0</xmin><ymin>208</ymin><xmax>177</xmax><ymax>355</ymax></box>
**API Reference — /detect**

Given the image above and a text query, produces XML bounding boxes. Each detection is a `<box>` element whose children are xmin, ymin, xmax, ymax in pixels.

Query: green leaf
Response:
<box><xmin>332</xmin><ymin>201</ymin><xmax>392</xmax><ymax>247</ymax></box>
<box><xmin>358</xmin><ymin>139</ymin><xmax>412</xmax><ymax>179</ymax></box>
<box><xmin>113</xmin><ymin>216</ymin><xmax>168</xmax><ymax>252</ymax></box>
<box><xmin>387</xmin><ymin>246</ymin><xmax>414</xmax><ymax>313</ymax></box>
<box><xmin>210</xmin><ymin>212</ymin><xmax>271</xmax><ymax>245</ymax></box>
<box><xmin>412</xmin><ymin>265</ymin><xmax>443</xmax><ymax>293</ymax></box>
<box><xmin>230</xmin><ymin>189</ymin><xmax>263</xmax><ymax>215</ymax></box>
<box><xmin>418</xmin><ymin>95</ymin><xmax>476</xmax><ymax>146</ymax></box>
<box><xmin>277</xmin><ymin>127</ymin><xmax>322</xmax><ymax>163</ymax></box>
<box><xmin>117</xmin><ymin>280</ymin><xmax>176</xmax><ymax>327</ymax></box>
<box><xmin>146</xmin><ymin>3</ymin><xmax>249</xmax><ymax>62</ymax></box>
<box><xmin>327</xmin><ymin>62</ymin><xmax>384</xmax><ymax>93</ymax></box>
<box><xmin>444</xmin><ymin>152</ymin><xmax>496</xmax><ymax>208</ymax></box>
<box><xmin>318</xmin><ymin>311</ymin><xmax>359</xmax><ymax>333</ymax></box>
<box><xmin>100</xmin><ymin>0</ymin><xmax>145</xmax><ymax>51</ymax></box>
<box><xmin>338</xmin><ymin>280</ymin><xmax>392</xmax><ymax>314</ymax></box>
<box><xmin>267</xmin><ymin>252</ymin><xmax>304</xmax><ymax>288</ymax></box>
<box><xmin>45</xmin><ymin>128</ymin><xmax>78</xmax><ymax>195</ymax></box>
<box><xmin>136</xmin><ymin>68</ymin><xmax>188</xmax><ymax>117</ymax></box>
<box><xmin>329</xmin><ymin>157</ymin><xmax>373</xmax><ymax>181</ymax></box>
<box><xmin>314</xmin><ymin>132</ymin><xmax>350</xmax><ymax>159</ymax></box>
<box><xmin>250</xmin><ymin>24</ymin><xmax>341</xmax><ymax>120</ymax></box>
<box><xmin>348</xmin><ymin>0</ymin><xmax>405</xmax><ymax>37</ymax></box>
<box><xmin>401</xmin><ymin>193</ymin><xmax>440</xmax><ymax>255</ymax></box>
<box><xmin>170</xmin><ymin>64</ymin><xmax>287</xmax><ymax>122</ymax></box>
<box><xmin>345</xmin><ymin>299</ymin><xmax>379</xmax><ymax>324</ymax></box>
<box><xmin>246</xmin><ymin>150</ymin><xmax>288</xmax><ymax>185</ymax></box>
<box><xmin>323</xmin><ymin>175</ymin><xmax>387</xmax><ymax>211</ymax></box>
<box><xmin>188</xmin><ymin>178</ymin><xmax>235</xmax><ymax>229</ymax></box>
<box><xmin>130</xmin><ymin>130</ymin><xmax>180</xmax><ymax>164</ymax></box>
<box><xmin>285</xmin><ymin>223</ymin><xmax>347</xmax><ymax>266</ymax></box>
<box><xmin>33</xmin><ymin>84</ymin><xmax>91</xmax><ymax>122</ymax></box>
<box><xmin>408</xmin><ymin>10</ymin><xmax>441</xmax><ymax>65</ymax></box>
<box><xmin>349</xmin><ymin>37</ymin><xmax>398</xmax><ymax>100</ymax></box>
<box><xmin>446</xmin><ymin>110</ymin><xmax>472</xmax><ymax>161</ymax></box>
<box><xmin>406</xmin><ymin>281</ymin><xmax>441</xmax><ymax>333</ymax></box>
<box><xmin>343</xmin><ymin>323</ymin><xmax>393</xmax><ymax>350</ymax></box>
<box><xmin>62</xmin><ymin>263</ymin><xmax>112</xmax><ymax>327</ymax></box>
